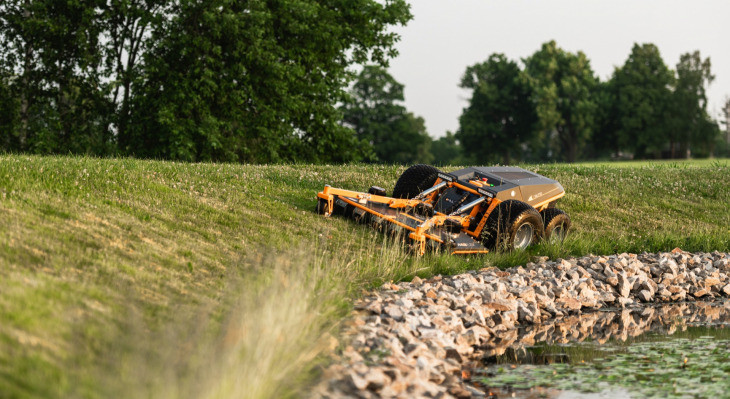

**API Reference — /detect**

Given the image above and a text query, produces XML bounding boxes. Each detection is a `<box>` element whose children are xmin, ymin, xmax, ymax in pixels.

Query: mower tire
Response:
<box><xmin>541</xmin><ymin>208</ymin><xmax>571</xmax><ymax>243</ymax></box>
<box><xmin>392</xmin><ymin>164</ymin><xmax>441</xmax><ymax>199</ymax></box>
<box><xmin>315</xmin><ymin>198</ymin><xmax>329</xmax><ymax>215</ymax></box>
<box><xmin>480</xmin><ymin>200</ymin><xmax>544</xmax><ymax>251</ymax></box>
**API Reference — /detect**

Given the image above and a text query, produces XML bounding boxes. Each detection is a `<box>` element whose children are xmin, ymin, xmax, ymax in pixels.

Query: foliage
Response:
<box><xmin>431</xmin><ymin>131</ymin><xmax>464</xmax><ymax>165</ymax></box>
<box><xmin>523</xmin><ymin>41</ymin><xmax>598</xmax><ymax>163</ymax></box>
<box><xmin>341</xmin><ymin>65</ymin><xmax>433</xmax><ymax>164</ymax></box>
<box><xmin>0</xmin><ymin>0</ymin><xmax>113</xmax><ymax>155</ymax></box>
<box><xmin>589</xmin><ymin>79</ymin><xmax>622</xmax><ymax>159</ymax></box>
<box><xmin>0</xmin><ymin>0</ymin><xmax>412</xmax><ymax>163</ymax></box>
<box><xmin>457</xmin><ymin>54</ymin><xmax>537</xmax><ymax>164</ymax></box>
<box><xmin>669</xmin><ymin>51</ymin><xmax>717</xmax><ymax>157</ymax></box>
<box><xmin>612</xmin><ymin>43</ymin><xmax>675</xmax><ymax>158</ymax></box>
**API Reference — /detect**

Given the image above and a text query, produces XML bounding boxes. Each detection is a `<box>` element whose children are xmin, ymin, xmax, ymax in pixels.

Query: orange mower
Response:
<box><xmin>316</xmin><ymin>164</ymin><xmax>570</xmax><ymax>255</ymax></box>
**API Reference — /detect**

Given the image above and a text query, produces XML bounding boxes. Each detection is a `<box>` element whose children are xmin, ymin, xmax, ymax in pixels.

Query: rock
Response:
<box><xmin>483</xmin><ymin>299</ymin><xmax>515</xmax><ymax>312</ymax></box>
<box><xmin>638</xmin><ymin>290</ymin><xmax>653</xmax><ymax>302</ymax></box>
<box><xmin>514</xmin><ymin>286</ymin><xmax>536</xmax><ymax>303</ymax></box>
<box><xmin>618</xmin><ymin>297</ymin><xmax>634</xmax><ymax>307</ymax></box>
<box><xmin>448</xmin><ymin>385</ymin><xmax>473</xmax><ymax>399</ymax></box>
<box><xmin>693</xmin><ymin>288</ymin><xmax>710</xmax><ymax>298</ymax></box>
<box><xmin>704</xmin><ymin>277</ymin><xmax>721</xmax><ymax>287</ymax></box>
<box><xmin>617</xmin><ymin>273</ymin><xmax>632</xmax><ymax>298</ymax></box>
<box><xmin>444</xmin><ymin>347</ymin><xmax>462</xmax><ymax>363</ymax></box>
<box><xmin>384</xmin><ymin>304</ymin><xmax>405</xmax><ymax>321</ymax></box>
<box><xmin>722</xmin><ymin>284</ymin><xmax>730</xmax><ymax>296</ymax></box>
<box><xmin>558</xmin><ymin>296</ymin><xmax>582</xmax><ymax>311</ymax></box>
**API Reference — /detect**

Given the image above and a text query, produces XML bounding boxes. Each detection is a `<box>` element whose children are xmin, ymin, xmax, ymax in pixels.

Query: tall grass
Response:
<box><xmin>1</xmin><ymin>155</ymin><xmax>729</xmax><ymax>398</ymax></box>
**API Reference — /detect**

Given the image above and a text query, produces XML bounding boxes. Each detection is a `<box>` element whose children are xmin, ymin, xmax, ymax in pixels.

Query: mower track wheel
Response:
<box><xmin>480</xmin><ymin>200</ymin><xmax>544</xmax><ymax>251</ymax></box>
<box><xmin>315</xmin><ymin>198</ymin><xmax>329</xmax><ymax>215</ymax></box>
<box><xmin>541</xmin><ymin>208</ymin><xmax>571</xmax><ymax>243</ymax></box>
<box><xmin>392</xmin><ymin>164</ymin><xmax>441</xmax><ymax>199</ymax></box>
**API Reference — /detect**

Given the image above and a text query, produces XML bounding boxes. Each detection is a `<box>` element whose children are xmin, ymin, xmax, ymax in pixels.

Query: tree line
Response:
<box><xmin>0</xmin><ymin>0</ymin><xmax>412</xmax><ymax>163</ymax></box>
<box><xmin>0</xmin><ymin>2</ymin><xmax>727</xmax><ymax>165</ymax></box>
<box><xmin>452</xmin><ymin>41</ymin><xmax>727</xmax><ymax>164</ymax></box>
<box><xmin>339</xmin><ymin>40</ymin><xmax>729</xmax><ymax>165</ymax></box>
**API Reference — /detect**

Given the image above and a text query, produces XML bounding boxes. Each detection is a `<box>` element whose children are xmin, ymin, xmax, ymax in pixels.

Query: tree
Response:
<box><xmin>340</xmin><ymin>65</ymin><xmax>432</xmax><ymax>164</ymax></box>
<box><xmin>523</xmin><ymin>41</ymin><xmax>598</xmax><ymax>163</ymax></box>
<box><xmin>0</xmin><ymin>0</ymin><xmax>111</xmax><ymax>154</ymax></box>
<box><xmin>669</xmin><ymin>51</ymin><xmax>715</xmax><ymax>158</ymax></box>
<box><xmin>0</xmin><ymin>72</ymin><xmax>18</xmax><ymax>150</ymax></box>
<box><xmin>612</xmin><ymin>43</ymin><xmax>674</xmax><ymax>158</ymax></box>
<box><xmin>590</xmin><ymin>78</ymin><xmax>622</xmax><ymax>159</ymax></box>
<box><xmin>431</xmin><ymin>131</ymin><xmax>464</xmax><ymax>165</ymax></box>
<box><xmin>128</xmin><ymin>0</ymin><xmax>412</xmax><ymax>163</ymax></box>
<box><xmin>456</xmin><ymin>54</ymin><xmax>537</xmax><ymax>165</ymax></box>
<box><xmin>101</xmin><ymin>0</ymin><xmax>168</xmax><ymax>152</ymax></box>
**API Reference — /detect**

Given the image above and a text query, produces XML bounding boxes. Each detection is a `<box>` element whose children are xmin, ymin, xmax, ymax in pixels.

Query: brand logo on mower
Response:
<box><xmin>438</xmin><ymin>173</ymin><xmax>455</xmax><ymax>182</ymax></box>
<box><xmin>527</xmin><ymin>192</ymin><xmax>543</xmax><ymax>202</ymax></box>
<box><xmin>477</xmin><ymin>188</ymin><xmax>495</xmax><ymax>198</ymax></box>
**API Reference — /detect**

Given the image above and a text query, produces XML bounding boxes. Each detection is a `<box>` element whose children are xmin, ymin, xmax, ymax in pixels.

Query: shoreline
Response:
<box><xmin>315</xmin><ymin>249</ymin><xmax>730</xmax><ymax>398</ymax></box>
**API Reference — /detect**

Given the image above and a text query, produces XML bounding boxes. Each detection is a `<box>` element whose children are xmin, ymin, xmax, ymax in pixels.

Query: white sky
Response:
<box><xmin>389</xmin><ymin>0</ymin><xmax>730</xmax><ymax>138</ymax></box>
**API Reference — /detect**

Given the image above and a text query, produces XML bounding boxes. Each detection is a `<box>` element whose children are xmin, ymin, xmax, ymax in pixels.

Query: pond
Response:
<box><xmin>469</xmin><ymin>300</ymin><xmax>730</xmax><ymax>398</ymax></box>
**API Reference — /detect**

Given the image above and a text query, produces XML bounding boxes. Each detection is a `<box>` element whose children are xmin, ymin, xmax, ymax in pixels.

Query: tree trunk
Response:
<box><xmin>502</xmin><ymin>150</ymin><xmax>511</xmax><ymax>165</ymax></box>
<box><xmin>18</xmin><ymin>1</ymin><xmax>32</xmax><ymax>149</ymax></box>
<box><xmin>562</xmin><ymin>126</ymin><xmax>577</xmax><ymax>163</ymax></box>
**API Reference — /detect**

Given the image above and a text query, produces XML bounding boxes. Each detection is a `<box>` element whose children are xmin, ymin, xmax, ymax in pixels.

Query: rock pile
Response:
<box><xmin>314</xmin><ymin>250</ymin><xmax>730</xmax><ymax>398</ymax></box>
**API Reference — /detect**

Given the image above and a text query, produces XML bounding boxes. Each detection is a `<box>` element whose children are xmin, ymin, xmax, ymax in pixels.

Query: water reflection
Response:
<box><xmin>469</xmin><ymin>301</ymin><xmax>729</xmax><ymax>398</ymax></box>
<box><xmin>476</xmin><ymin>300</ymin><xmax>730</xmax><ymax>364</ymax></box>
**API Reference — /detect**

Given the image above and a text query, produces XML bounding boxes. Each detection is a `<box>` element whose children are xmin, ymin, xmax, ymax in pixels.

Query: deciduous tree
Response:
<box><xmin>523</xmin><ymin>41</ymin><xmax>597</xmax><ymax>163</ymax></box>
<box><xmin>457</xmin><ymin>54</ymin><xmax>537</xmax><ymax>164</ymax></box>
<box><xmin>612</xmin><ymin>43</ymin><xmax>674</xmax><ymax>158</ymax></box>
<box><xmin>669</xmin><ymin>51</ymin><xmax>715</xmax><ymax>157</ymax></box>
<box><xmin>431</xmin><ymin>131</ymin><xmax>463</xmax><ymax>165</ymax></box>
<box><xmin>128</xmin><ymin>0</ymin><xmax>412</xmax><ymax>163</ymax></box>
<box><xmin>341</xmin><ymin>65</ymin><xmax>432</xmax><ymax>164</ymax></box>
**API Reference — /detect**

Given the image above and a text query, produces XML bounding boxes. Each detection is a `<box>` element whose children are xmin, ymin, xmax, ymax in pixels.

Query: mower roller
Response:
<box><xmin>316</xmin><ymin>164</ymin><xmax>570</xmax><ymax>255</ymax></box>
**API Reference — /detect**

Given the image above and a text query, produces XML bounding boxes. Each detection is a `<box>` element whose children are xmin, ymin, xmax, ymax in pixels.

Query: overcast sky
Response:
<box><xmin>388</xmin><ymin>0</ymin><xmax>730</xmax><ymax>139</ymax></box>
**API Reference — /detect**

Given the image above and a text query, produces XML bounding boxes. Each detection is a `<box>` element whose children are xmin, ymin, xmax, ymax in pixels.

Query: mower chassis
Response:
<box><xmin>320</xmin><ymin>195</ymin><xmax>507</xmax><ymax>256</ymax></box>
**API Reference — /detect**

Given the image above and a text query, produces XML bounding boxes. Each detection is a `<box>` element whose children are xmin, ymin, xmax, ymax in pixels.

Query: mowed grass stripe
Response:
<box><xmin>0</xmin><ymin>155</ymin><xmax>728</xmax><ymax>398</ymax></box>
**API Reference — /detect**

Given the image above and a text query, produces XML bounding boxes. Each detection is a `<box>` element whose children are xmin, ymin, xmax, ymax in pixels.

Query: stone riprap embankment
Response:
<box><xmin>314</xmin><ymin>250</ymin><xmax>730</xmax><ymax>398</ymax></box>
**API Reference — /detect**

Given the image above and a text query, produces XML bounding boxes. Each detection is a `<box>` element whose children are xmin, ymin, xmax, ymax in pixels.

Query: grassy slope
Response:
<box><xmin>0</xmin><ymin>156</ymin><xmax>728</xmax><ymax>398</ymax></box>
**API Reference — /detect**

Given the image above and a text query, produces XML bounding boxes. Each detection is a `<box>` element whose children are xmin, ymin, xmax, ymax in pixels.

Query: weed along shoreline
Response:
<box><xmin>315</xmin><ymin>249</ymin><xmax>730</xmax><ymax>398</ymax></box>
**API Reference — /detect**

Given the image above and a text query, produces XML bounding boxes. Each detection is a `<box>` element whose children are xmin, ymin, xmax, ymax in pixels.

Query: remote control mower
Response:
<box><xmin>316</xmin><ymin>164</ymin><xmax>570</xmax><ymax>255</ymax></box>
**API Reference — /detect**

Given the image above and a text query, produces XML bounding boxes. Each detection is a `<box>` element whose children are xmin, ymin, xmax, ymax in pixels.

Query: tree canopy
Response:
<box><xmin>1</xmin><ymin>6</ymin><xmax>728</xmax><ymax>165</ymax></box>
<box><xmin>612</xmin><ymin>43</ymin><xmax>675</xmax><ymax>158</ymax></box>
<box><xmin>523</xmin><ymin>41</ymin><xmax>598</xmax><ymax>163</ymax></box>
<box><xmin>0</xmin><ymin>0</ymin><xmax>412</xmax><ymax>163</ymax></box>
<box><xmin>340</xmin><ymin>65</ymin><xmax>432</xmax><ymax>164</ymax></box>
<box><xmin>457</xmin><ymin>54</ymin><xmax>537</xmax><ymax>165</ymax></box>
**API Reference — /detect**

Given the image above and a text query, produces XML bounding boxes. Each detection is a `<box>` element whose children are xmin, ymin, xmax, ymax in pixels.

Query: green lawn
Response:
<box><xmin>0</xmin><ymin>155</ymin><xmax>728</xmax><ymax>398</ymax></box>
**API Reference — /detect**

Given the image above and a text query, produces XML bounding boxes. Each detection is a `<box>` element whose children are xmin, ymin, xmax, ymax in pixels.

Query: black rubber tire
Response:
<box><xmin>315</xmin><ymin>198</ymin><xmax>329</xmax><ymax>215</ymax></box>
<box><xmin>391</xmin><ymin>164</ymin><xmax>441</xmax><ymax>199</ymax></box>
<box><xmin>480</xmin><ymin>200</ymin><xmax>544</xmax><ymax>251</ymax></box>
<box><xmin>541</xmin><ymin>208</ymin><xmax>571</xmax><ymax>243</ymax></box>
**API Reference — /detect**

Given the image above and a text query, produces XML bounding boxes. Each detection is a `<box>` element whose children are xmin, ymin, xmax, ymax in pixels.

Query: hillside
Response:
<box><xmin>1</xmin><ymin>156</ymin><xmax>729</xmax><ymax>398</ymax></box>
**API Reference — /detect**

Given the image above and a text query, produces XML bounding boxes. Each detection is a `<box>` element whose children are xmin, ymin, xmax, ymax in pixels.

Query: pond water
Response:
<box><xmin>469</xmin><ymin>300</ymin><xmax>730</xmax><ymax>398</ymax></box>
